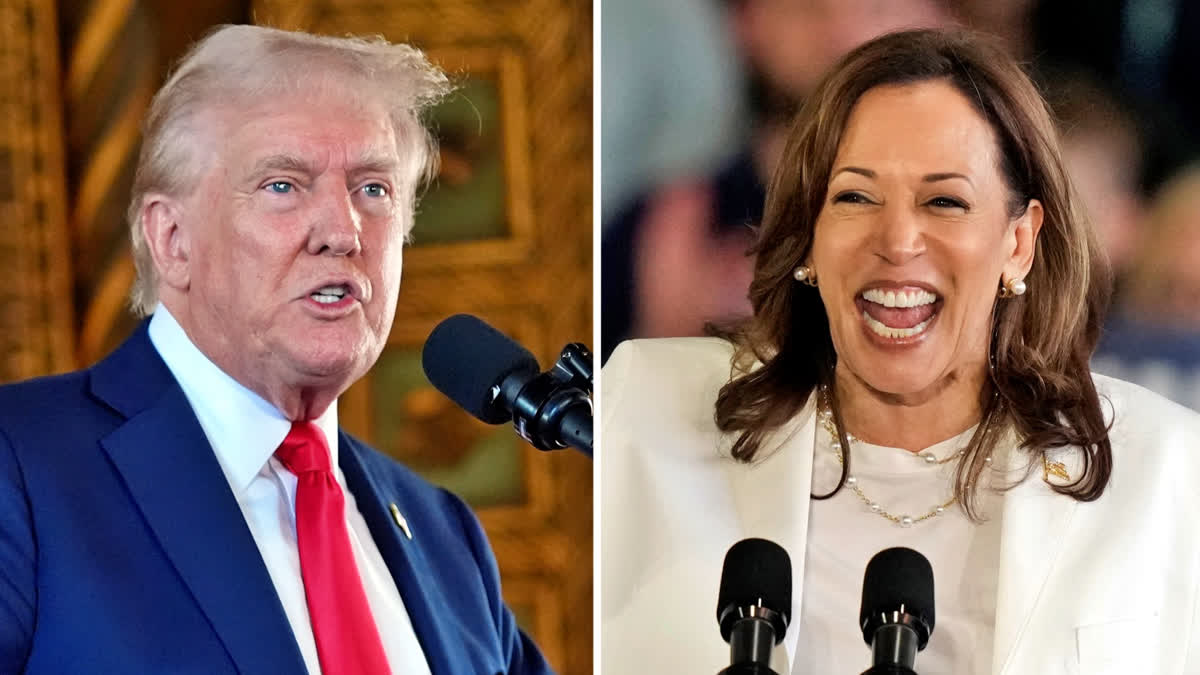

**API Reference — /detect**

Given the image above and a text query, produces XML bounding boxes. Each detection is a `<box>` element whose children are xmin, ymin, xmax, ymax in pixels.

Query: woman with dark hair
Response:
<box><xmin>601</xmin><ymin>29</ymin><xmax>1200</xmax><ymax>674</ymax></box>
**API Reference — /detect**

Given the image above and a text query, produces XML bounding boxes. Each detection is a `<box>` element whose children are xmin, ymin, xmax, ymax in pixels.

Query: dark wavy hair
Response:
<box><xmin>714</xmin><ymin>29</ymin><xmax>1113</xmax><ymax>517</ymax></box>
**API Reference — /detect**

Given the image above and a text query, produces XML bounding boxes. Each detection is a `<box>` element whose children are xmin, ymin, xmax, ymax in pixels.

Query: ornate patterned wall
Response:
<box><xmin>0</xmin><ymin>0</ymin><xmax>74</xmax><ymax>378</ymax></box>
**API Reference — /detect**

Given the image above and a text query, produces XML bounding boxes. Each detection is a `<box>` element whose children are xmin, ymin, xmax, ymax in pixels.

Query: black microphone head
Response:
<box><xmin>717</xmin><ymin>538</ymin><xmax>792</xmax><ymax>643</ymax></box>
<box><xmin>860</xmin><ymin>547</ymin><xmax>935</xmax><ymax>649</ymax></box>
<box><xmin>422</xmin><ymin>314</ymin><xmax>540</xmax><ymax>424</ymax></box>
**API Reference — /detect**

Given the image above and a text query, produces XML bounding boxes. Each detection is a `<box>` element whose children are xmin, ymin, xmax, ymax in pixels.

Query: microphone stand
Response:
<box><xmin>717</xmin><ymin>604</ymin><xmax>785</xmax><ymax>675</ymax></box>
<box><xmin>719</xmin><ymin>665</ymin><xmax>779</xmax><ymax>675</ymax></box>
<box><xmin>860</xmin><ymin>616</ymin><xmax>922</xmax><ymax>675</ymax></box>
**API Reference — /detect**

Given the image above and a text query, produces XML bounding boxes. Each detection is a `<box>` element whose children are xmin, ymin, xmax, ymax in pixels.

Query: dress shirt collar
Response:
<box><xmin>147</xmin><ymin>303</ymin><xmax>340</xmax><ymax>494</ymax></box>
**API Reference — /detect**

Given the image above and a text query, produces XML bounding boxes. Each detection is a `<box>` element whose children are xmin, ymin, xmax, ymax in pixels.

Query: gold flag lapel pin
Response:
<box><xmin>389</xmin><ymin>503</ymin><xmax>413</xmax><ymax>540</ymax></box>
<box><xmin>1043</xmin><ymin>456</ymin><xmax>1071</xmax><ymax>484</ymax></box>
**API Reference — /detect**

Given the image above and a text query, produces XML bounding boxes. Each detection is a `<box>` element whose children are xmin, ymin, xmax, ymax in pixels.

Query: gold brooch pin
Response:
<box><xmin>1043</xmin><ymin>457</ymin><xmax>1070</xmax><ymax>483</ymax></box>
<box><xmin>389</xmin><ymin>503</ymin><xmax>413</xmax><ymax>540</ymax></box>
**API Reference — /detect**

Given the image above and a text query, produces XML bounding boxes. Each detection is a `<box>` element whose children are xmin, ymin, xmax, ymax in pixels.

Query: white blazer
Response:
<box><xmin>600</xmin><ymin>337</ymin><xmax>1200</xmax><ymax>675</ymax></box>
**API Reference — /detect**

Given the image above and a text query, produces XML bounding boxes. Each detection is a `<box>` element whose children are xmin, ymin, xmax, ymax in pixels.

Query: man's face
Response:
<box><xmin>175</xmin><ymin>91</ymin><xmax>408</xmax><ymax>403</ymax></box>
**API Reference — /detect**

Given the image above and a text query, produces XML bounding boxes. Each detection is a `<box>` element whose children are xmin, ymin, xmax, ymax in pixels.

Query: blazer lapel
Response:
<box><xmin>338</xmin><ymin>435</ymin><xmax>458</xmax><ymax>675</ymax></box>
<box><xmin>93</xmin><ymin>326</ymin><xmax>305</xmax><ymax>674</ymax></box>
<box><xmin>725</xmin><ymin>398</ymin><xmax>818</xmax><ymax>672</ymax></box>
<box><xmin>990</xmin><ymin>452</ymin><xmax>1079</xmax><ymax>674</ymax></box>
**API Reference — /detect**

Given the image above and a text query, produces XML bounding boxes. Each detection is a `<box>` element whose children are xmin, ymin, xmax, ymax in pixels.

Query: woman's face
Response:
<box><xmin>810</xmin><ymin>80</ymin><xmax>1041</xmax><ymax>402</ymax></box>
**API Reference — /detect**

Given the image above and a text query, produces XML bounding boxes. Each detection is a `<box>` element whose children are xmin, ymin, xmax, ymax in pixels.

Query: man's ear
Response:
<box><xmin>141</xmin><ymin>195</ymin><xmax>191</xmax><ymax>291</ymax></box>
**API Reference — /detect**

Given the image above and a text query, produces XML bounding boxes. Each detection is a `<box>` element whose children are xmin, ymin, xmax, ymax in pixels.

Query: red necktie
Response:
<box><xmin>276</xmin><ymin>421</ymin><xmax>391</xmax><ymax>675</ymax></box>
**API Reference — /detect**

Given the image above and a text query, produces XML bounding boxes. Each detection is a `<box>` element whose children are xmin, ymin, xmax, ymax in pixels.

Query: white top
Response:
<box><xmin>799</xmin><ymin>423</ymin><xmax>1002</xmax><ymax>674</ymax></box>
<box><xmin>148</xmin><ymin>305</ymin><xmax>431</xmax><ymax>675</ymax></box>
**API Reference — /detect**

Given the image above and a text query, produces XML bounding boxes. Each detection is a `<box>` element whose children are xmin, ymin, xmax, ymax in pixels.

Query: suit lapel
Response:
<box><xmin>93</xmin><ymin>324</ymin><xmax>306</xmax><ymax>674</ymax></box>
<box><xmin>990</xmin><ymin>452</ymin><xmax>1079</xmax><ymax>674</ymax></box>
<box><xmin>726</xmin><ymin>398</ymin><xmax>818</xmax><ymax>672</ymax></box>
<box><xmin>338</xmin><ymin>434</ymin><xmax>457</xmax><ymax>675</ymax></box>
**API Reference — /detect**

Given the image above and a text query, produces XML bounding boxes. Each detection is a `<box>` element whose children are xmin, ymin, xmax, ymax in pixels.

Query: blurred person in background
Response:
<box><xmin>1041</xmin><ymin>70</ymin><xmax>1147</xmax><ymax>283</ymax></box>
<box><xmin>1030</xmin><ymin>68</ymin><xmax>1200</xmax><ymax>411</ymax></box>
<box><xmin>1094</xmin><ymin>165</ymin><xmax>1200</xmax><ymax>410</ymax></box>
<box><xmin>1021</xmin><ymin>4</ymin><xmax>1200</xmax><ymax>411</ymax></box>
<box><xmin>602</xmin><ymin>0</ymin><xmax>955</xmax><ymax>361</ymax></box>
<box><xmin>600</xmin><ymin>0</ymin><xmax>747</xmax><ymax>360</ymax></box>
<box><xmin>600</xmin><ymin>0</ymin><xmax>745</xmax><ymax>225</ymax></box>
<box><xmin>1032</xmin><ymin>0</ymin><xmax>1200</xmax><ymax>191</ymax></box>
<box><xmin>956</xmin><ymin>0</ymin><xmax>1200</xmax><ymax>184</ymax></box>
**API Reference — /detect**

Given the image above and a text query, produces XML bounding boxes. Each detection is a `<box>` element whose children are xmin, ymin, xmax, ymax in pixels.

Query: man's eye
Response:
<box><xmin>362</xmin><ymin>183</ymin><xmax>388</xmax><ymax>198</ymax></box>
<box><xmin>267</xmin><ymin>181</ymin><xmax>294</xmax><ymax>194</ymax></box>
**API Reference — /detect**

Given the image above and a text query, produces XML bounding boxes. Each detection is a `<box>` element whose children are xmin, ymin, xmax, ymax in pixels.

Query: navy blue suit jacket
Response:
<box><xmin>0</xmin><ymin>321</ymin><xmax>552</xmax><ymax>674</ymax></box>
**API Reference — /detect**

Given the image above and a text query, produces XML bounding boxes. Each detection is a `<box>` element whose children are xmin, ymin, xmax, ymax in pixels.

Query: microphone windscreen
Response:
<box><xmin>422</xmin><ymin>314</ymin><xmax>540</xmax><ymax>424</ymax></box>
<box><xmin>717</xmin><ymin>538</ymin><xmax>792</xmax><ymax>641</ymax></box>
<box><xmin>860</xmin><ymin>547</ymin><xmax>935</xmax><ymax>644</ymax></box>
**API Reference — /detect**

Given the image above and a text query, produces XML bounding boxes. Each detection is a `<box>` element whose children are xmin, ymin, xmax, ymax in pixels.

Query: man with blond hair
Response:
<box><xmin>0</xmin><ymin>25</ymin><xmax>551</xmax><ymax>674</ymax></box>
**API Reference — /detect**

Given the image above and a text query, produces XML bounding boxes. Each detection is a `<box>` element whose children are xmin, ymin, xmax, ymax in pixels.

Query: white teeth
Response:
<box><xmin>311</xmin><ymin>285</ymin><xmax>348</xmax><ymax>304</ymax></box>
<box><xmin>861</xmin><ymin>288</ymin><xmax>938</xmax><ymax>308</ymax></box>
<box><xmin>862</xmin><ymin>310</ymin><xmax>932</xmax><ymax>339</ymax></box>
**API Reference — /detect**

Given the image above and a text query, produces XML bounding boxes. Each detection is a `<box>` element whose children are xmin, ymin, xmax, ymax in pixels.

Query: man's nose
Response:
<box><xmin>308</xmin><ymin>185</ymin><xmax>362</xmax><ymax>256</ymax></box>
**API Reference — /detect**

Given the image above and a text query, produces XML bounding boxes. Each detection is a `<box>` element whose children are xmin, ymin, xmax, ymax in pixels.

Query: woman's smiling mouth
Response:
<box><xmin>855</xmin><ymin>286</ymin><xmax>943</xmax><ymax>341</ymax></box>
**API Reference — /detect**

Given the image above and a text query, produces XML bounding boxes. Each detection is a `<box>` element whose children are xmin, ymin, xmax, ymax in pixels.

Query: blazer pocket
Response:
<box><xmin>1075</xmin><ymin>617</ymin><xmax>1156</xmax><ymax>674</ymax></box>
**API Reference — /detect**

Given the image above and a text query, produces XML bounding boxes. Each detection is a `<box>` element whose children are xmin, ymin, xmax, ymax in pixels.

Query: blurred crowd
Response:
<box><xmin>601</xmin><ymin>0</ymin><xmax>1200</xmax><ymax>410</ymax></box>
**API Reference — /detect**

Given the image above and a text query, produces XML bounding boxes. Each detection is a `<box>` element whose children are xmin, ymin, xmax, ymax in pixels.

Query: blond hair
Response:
<box><xmin>127</xmin><ymin>24</ymin><xmax>451</xmax><ymax>316</ymax></box>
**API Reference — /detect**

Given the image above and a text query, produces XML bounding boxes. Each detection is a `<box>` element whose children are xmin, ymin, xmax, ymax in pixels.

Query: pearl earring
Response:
<box><xmin>793</xmin><ymin>265</ymin><xmax>818</xmax><ymax>287</ymax></box>
<box><xmin>999</xmin><ymin>277</ymin><xmax>1027</xmax><ymax>298</ymax></box>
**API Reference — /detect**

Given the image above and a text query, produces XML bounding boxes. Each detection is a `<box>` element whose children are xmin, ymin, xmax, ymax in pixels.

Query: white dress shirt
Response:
<box><xmin>148</xmin><ymin>304</ymin><xmax>431</xmax><ymax>675</ymax></box>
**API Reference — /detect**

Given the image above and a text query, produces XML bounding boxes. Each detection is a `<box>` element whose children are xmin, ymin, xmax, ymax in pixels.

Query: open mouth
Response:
<box><xmin>856</xmin><ymin>287</ymin><xmax>942</xmax><ymax>340</ymax></box>
<box><xmin>310</xmin><ymin>284</ymin><xmax>351</xmax><ymax>305</ymax></box>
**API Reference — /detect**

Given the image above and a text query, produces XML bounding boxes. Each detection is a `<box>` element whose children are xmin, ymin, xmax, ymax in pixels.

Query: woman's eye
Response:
<box><xmin>362</xmin><ymin>183</ymin><xmax>388</xmax><ymax>198</ymax></box>
<box><xmin>266</xmin><ymin>181</ymin><xmax>294</xmax><ymax>194</ymax></box>
<box><xmin>833</xmin><ymin>191</ymin><xmax>871</xmax><ymax>204</ymax></box>
<box><xmin>929</xmin><ymin>196</ymin><xmax>967</xmax><ymax>209</ymax></box>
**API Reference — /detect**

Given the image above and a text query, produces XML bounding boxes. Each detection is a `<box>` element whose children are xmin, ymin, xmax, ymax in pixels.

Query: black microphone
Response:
<box><xmin>716</xmin><ymin>538</ymin><xmax>792</xmax><ymax>675</ymax></box>
<box><xmin>859</xmin><ymin>547</ymin><xmax>935</xmax><ymax>675</ymax></box>
<box><xmin>421</xmin><ymin>314</ymin><xmax>593</xmax><ymax>456</ymax></box>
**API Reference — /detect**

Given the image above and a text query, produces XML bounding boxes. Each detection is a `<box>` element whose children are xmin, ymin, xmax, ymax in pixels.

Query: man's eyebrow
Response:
<box><xmin>350</xmin><ymin>154</ymin><xmax>402</xmax><ymax>176</ymax></box>
<box><xmin>246</xmin><ymin>153</ymin><xmax>402</xmax><ymax>180</ymax></box>
<box><xmin>248</xmin><ymin>154</ymin><xmax>314</xmax><ymax>177</ymax></box>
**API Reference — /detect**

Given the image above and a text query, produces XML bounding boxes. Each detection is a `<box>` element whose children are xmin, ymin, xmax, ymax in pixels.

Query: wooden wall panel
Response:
<box><xmin>0</xmin><ymin>0</ymin><xmax>75</xmax><ymax>379</ymax></box>
<box><xmin>63</xmin><ymin>0</ymin><xmax>250</xmax><ymax>364</ymax></box>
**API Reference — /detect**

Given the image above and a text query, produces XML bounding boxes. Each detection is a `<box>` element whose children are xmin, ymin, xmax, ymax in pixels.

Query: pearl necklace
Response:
<box><xmin>816</xmin><ymin>405</ymin><xmax>990</xmax><ymax>527</ymax></box>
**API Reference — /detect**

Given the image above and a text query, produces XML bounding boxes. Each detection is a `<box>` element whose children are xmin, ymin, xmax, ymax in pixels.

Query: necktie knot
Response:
<box><xmin>276</xmin><ymin>421</ymin><xmax>332</xmax><ymax>475</ymax></box>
